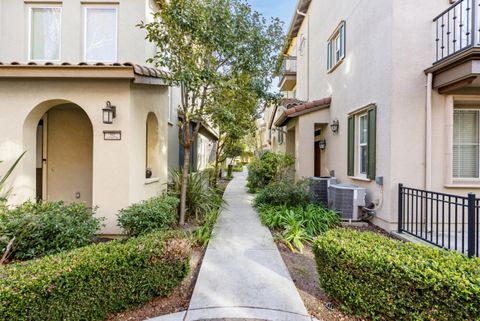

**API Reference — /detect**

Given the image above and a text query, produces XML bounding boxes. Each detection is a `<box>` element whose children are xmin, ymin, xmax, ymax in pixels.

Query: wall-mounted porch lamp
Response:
<box><xmin>102</xmin><ymin>101</ymin><xmax>117</xmax><ymax>124</ymax></box>
<box><xmin>318</xmin><ymin>139</ymin><xmax>326</xmax><ymax>150</ymax></box>
<box><xmin>330</xmin><ymin>119</ymin><xmax>339</xmax><ymax>135</ymax></box>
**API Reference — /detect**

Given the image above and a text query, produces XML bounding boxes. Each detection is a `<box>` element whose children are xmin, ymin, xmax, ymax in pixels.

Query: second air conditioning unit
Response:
<box><xmin>309</xmin><ymin>176</ymin><xmax>337</xmax><ymax>206</ymax></box>
<box><xmin>329</xmin><ymin>183</ymin><xmax>366</xmax><ymax>221</ymax></box>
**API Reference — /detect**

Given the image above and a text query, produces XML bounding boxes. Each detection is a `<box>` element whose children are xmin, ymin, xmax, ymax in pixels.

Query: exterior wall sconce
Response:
<box><xmin>319</xmin><ymin>139</ymin><xmax>326</xmax><ymax>150</ymax></box>
<box><xmin>102</xmin><ymin>101</ymin><xmax>116</xmax><ymax>124</ymax></box>
<box><xmin>330</xmin><ymin>119</ymin><xmax>339</xmax><ymax>135</ymax></box>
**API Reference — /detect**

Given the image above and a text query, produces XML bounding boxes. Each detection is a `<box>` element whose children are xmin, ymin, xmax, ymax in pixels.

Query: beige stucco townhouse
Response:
<box><xmin>262</xmin><ymin>0</ymin><xmax>480</xmax><ymax>239</ymax></box>
<box><xmin>0</xmin><ymin>0</ymin><xmax>183</xmax><ymax>235</ymax></box>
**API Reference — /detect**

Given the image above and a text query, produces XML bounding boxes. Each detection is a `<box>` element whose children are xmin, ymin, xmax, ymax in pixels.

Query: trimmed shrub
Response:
<box><xmin>0</xmin><ymin>201</ymin><xmax>102</xmax><ymax>260</ymax></box>
<box><xmin>0</xmin><ymin>231</ymin><xmax>190</xmax><ymax>321</ymax></box>
<box><xmin>254</xmin><ymin>178</ymin><xmax>311</xmax><ymax>207</ymax></box>
<box><xmin>314</xmin><ymin>229</ymin><xmax>480</xmax><ymax>321</ymax></box>
<box><xmin>117</xmin><ymin>195</ymin><xmax>179</xmax><ymax>237</ymax></box>
<box><xmin>246</xmin><ymin>151</ymin><xmax>293</xmax><ymax>192</ymax></box>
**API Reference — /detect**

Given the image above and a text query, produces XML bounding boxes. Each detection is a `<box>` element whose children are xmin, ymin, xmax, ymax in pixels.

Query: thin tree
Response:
<box><xmin>140</xmin><ymin>0</ymin><xmax>283</xmax><ymax>225</ymax></box>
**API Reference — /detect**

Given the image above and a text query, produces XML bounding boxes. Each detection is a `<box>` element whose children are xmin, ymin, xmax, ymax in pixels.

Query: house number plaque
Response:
<box><xmin>103</xmin><ymin>130</ymin><xmax>122</xmax><ymax>141</ymax></box>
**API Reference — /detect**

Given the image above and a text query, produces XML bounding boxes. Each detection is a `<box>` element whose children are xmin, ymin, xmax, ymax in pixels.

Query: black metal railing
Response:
<box><xmin>281</xmin><ymin>56</ymin><xmax>297</xmax><ymax>74</ymax></box>
<box><xmin>434</xmin><ymin>0</ymin><xmax>480</xmax><ymax>63</ymax></box>
<box><xmin>398</xmin><ymin>184</ymin><xmax>479</xmax><ymax>257</ymax></box>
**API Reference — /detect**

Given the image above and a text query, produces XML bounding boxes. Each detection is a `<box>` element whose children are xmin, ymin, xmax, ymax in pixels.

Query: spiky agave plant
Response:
<box><xmin>0</xmin><ymin>151</ymin><xmax>26</xmax><ymax>203</ymax></box>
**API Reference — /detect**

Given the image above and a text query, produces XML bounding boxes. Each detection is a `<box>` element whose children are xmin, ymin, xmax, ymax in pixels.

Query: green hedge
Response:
<box><xmin>117</xmin><ymin>195</ymin><xmax>179</xmax><ymax>237</ymax></box>
<box><xmin>0</xmin><ymin>201</ymin><xmax>102</xmax><ymax>260</ymax></box>
<box><xmin>0</xmin><ymin>231</ymin><xmax>190</xmax><ymax>321</ymax></box>
<box><xmin>314</xmin><ymin>229</ymin><xmax>480</xmax><ymax>320</ymax></box>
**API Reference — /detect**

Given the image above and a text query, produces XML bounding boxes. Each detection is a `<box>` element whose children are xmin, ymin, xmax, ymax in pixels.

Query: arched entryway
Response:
<box><xmin>146</xmin><ymin>112</ymin><xmax>161</xmax><ymax>179</ymax></box>
<box><xmin>31</xmin><ymin>102</ymin><xmax>93</xmax><ymax>206</ymax></box>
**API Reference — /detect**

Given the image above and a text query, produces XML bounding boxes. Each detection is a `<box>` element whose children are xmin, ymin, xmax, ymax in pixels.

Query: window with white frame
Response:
<box><xmin>359</xmin><ymin>113</ymin><xmax>368</xmax><ymax>175</ymax></box>
<box><xmin>29</xmin><ymin>7</ymin><xmax>62</xmax><ymax>61</ymax></box>
<box><xmin>84</xmin><ymin>7</ymin><xmax>118</xmax><ymax>62</ymax></box>
<box><xmin>453</xmin><ymin>109</ymin><xmax>480</xmax><ymax>178</ymax></box>
<box><xmin>327</xmin><ymin>21</ymin><xmax>345</xmax><ymax>71</ymax></box>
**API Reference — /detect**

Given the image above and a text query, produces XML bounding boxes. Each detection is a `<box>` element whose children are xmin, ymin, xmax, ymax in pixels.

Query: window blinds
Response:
<box><xmin>453</xmin><ymin>110</ymin><xmax>480</xmax><ymax>178</ymax></box>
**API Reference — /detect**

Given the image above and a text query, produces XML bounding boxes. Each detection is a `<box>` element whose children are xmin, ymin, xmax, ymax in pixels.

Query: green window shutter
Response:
<box><xmin>367</xmin><ymin>106</ymin><xmax>377</xmax><ymax>180</ymax></box>
<box><xmin>347</xmin><ymin>115</ymin><xmax>355</xmax><ymax>176</ymax></box>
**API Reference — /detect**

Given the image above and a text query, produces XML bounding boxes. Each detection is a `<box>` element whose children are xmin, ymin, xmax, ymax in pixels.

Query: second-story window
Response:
<box><xmin>84</xmin><ymin>7</ymin><xmax>118</xmax><ymax>62</ymax></box>
<box><xmin>30</xmin><ymin>7</ymin><xmax>62</xmax><ymax>61</ymax></box>
<box><xmin>327</xmin><ymin>21</ymin><xmax>345</xmax><ymax>72</ymax></box>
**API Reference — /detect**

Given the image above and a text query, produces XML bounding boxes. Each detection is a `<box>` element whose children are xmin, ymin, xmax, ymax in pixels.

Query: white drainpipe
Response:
<box><xmin>426</xmin><ymin>72</ymin><xmax>433</xmax><ymax>190</ymax></box>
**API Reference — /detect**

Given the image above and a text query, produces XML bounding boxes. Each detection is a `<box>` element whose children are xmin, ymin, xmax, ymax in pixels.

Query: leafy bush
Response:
<box><xmin>117</xmin><ymin>195</ymin><xmax>179</xmax><ymax>237</ymax></box>
<box><xmin>246</xmin><ymin>151</ymin><xmax>293</xmax><ymax>192</ymax></box>
<box><xmin>0</xmin><ymin>231</ymin><xmax>190</xmax><ymax>321</ymax></box>
<box><xmin>0</xmin><ymin>201</ymin><xmax>101</xmax><ymax>261</ymax></box>
<box><xmin>314</xmin><ymin>229</ymin><xmax>480</xmax><ymax>321</ymax></box>
<box><xmin>254</xmin><ymin>178</ymin><xmax>311</xmax><ymax>207</ymax></box>
<box><xmin>258</xmin><ymin>204</ymin><xmax>339</xmax><ymax>252</ymax></box>
<box><xmin>170</xmin><ymin>169</ymin><xmax>224</xmax><ymax>220</ymax></box>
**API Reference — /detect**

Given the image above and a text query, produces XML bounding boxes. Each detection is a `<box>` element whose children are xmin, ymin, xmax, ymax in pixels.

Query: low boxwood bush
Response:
<box><xmin>0</xmin><ymin>201</ymin><xmax>101</xmax><ymax>260</ymax></box>
<box><xmin>254</xmin><ymin>178</ymin><xmax>312</xmax><ymax>207</ymax></box>
<box><xmin>314</xmin><ymin>229</ymin><xmax>480</xmax><ymax>321</ymax></box>
<box><xmin>117</xmin><ymin>195</ymin><xmax>179</xmax><ymax>236</ymax></box>
<box><xmin>0</xmin><ymin>231</ymin><xmax>190</xmax><ymax>321</ymax></box>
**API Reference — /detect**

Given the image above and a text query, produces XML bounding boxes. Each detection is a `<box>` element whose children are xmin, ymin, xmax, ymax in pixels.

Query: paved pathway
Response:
<box><xmin>150</xmin><ymin>171</ymin><xmax>312</xmax><ymax>321</ymax></box>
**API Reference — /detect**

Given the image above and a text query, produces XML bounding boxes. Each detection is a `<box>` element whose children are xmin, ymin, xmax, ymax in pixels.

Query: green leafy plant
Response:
<box><xmin>170</xmin><ymin>170</ymin><xmax>224</xmax><ymax>221</ymax></box>
<box><xmin>0</xmin><ymin>151</ymin><xmax>26</xmax><ymax>203</ymax></box>
<box><xmin>314</xmin><ymin>228</ymin><xmax>480</xmax><ymax>321</ymax></box>
<box><xmin>0</xmin><ymin>231</ymin><xmax>190</xmax><ymax>321</ymax></box>
<box><xmin>247</xmin><ymin>151</ymin><xmax>294</xmax><ymax>192</ymax></box>
<box><xmin>254</xmin><ymin>178</ymin><xmax>311</xmax><ymax>207</ymax></box>
<box><xmin>117</xmin><ymin>195</ymin><xmax>179</xmax><ymax>237</ymax></box>
<box><xmin>0</xmin><ymin>201</ymin><xmax>102</xmax><ymax>261</ymax></box>
<box><xmin>257</xmin><ymin>203</ymin><xmax>339</xmax><ymax>252</ymax></box>
<box><xmin>194</xmin><ymin>209</ymin><xmax>220</xmax><ymax>247</ymax></box>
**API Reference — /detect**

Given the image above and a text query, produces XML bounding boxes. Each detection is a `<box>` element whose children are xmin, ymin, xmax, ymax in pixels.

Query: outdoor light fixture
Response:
<box><xmin>319</xmin><ymin>139</ymin><xmax>326</xmax><ymax>150</ymax></box>
<box><xmin>102</xmin><ymin>101</ymin><xmax>116</xmax><ymax>124</ymax></box>
<box><xmin>330</xmin><ymin>119</ymin><xmax>339</xmax><ymax>135</ymax></box>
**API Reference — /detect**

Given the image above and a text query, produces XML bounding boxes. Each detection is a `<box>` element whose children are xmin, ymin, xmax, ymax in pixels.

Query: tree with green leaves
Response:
<box><xmin>207</xmin><ymin>74</ymin><xmax>258</xmax><ymax>185</ymax></box>
<box><xmin>140</xmin><ymin>0</ymin><xmax>284</xmax><ymax>225</ymax></box>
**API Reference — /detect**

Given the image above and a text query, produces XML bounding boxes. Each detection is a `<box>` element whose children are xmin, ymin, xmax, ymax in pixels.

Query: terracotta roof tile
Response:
<box><xmin>0</xmin><ymin>61</ymin><xmax>171</xmax><ymax>80</ymax></box>
<box><xmin>274</xmin><ymin>97</ymin><xmax>331</xmax><ymax>127</ymax></box>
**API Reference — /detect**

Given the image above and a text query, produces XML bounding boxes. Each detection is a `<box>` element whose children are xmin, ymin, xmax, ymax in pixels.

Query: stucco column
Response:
<box><xmin>296</xmin><ymin>117</ymin><xmax>314</xmax><ymax>179</ymax></box>
<box><xmin>444</xmin><ymin>95</ymin><xmax>454</xmax><ymax>186</ymax></box>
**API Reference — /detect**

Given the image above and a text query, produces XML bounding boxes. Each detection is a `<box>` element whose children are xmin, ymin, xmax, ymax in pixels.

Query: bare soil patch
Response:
<box><xmin>106</xmin><ymin>246</ymin><xmax>205</xmax><ymax>321</ymax></box>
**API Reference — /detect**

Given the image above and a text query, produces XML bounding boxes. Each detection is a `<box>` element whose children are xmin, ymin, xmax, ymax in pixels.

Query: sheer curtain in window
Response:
<box><xmin>85</xmin><ymin>8</ymin><xmax>117</xmax><ymax>62</ymax></box>
<box><xmin>31</xmin><ymin>8</ymin><xmax>61</xmax><ymax>60</ymax></box>
<box><xmin>453</xmin><ymin>110</ymin><xmax>480</xmax><ymax>178</ymax></box>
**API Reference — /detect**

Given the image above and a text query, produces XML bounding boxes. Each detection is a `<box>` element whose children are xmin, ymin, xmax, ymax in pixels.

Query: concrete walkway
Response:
<box><xmin>149</xmin><ymin>171</ymin><xmax>312</xmax><ymax>321</ymax></box>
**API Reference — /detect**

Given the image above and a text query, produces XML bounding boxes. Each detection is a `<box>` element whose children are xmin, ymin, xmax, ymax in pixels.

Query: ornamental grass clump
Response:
<box><xmin>314</xmin><ymin>228</ymin><xmax>480</xmax><ymax>321</ymax></box>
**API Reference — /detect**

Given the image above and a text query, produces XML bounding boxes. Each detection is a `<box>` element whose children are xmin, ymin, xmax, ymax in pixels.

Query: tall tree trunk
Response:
<box><xmin>179</xmin><ymin>145</ymin><xmax>190</xmax><ymax>226</ymax></box>
<box><xmin>213</xmin><ymin>145</ymin><xmax>221</xmax><ymax>187</ymax></box>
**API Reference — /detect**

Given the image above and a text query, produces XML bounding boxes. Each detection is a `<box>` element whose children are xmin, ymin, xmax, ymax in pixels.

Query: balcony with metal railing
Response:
<box><xmin>434</xmin><ymin>0</ymin><xmax>479</xmax><ymax>63</ymax></box>
<box><xmin>427</xmin><ymin>0</ymin><xmax>480</xmax><ymax>93</ymax></box>
<box><xmin>278</xmin><ymin>56</ymin><xmax>297</xmax><ymax>91</ymax></box>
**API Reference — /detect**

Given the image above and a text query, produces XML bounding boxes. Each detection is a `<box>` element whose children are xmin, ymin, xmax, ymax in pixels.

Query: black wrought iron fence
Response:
<box><xmin>398</xmin><ymin>184</ymin><xmax>479</xmax><ymax>257</ymax></box>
